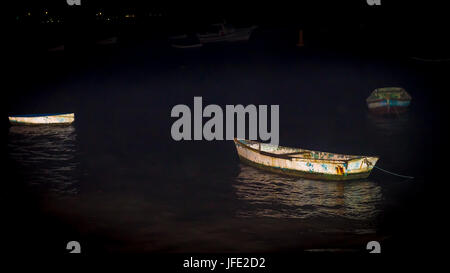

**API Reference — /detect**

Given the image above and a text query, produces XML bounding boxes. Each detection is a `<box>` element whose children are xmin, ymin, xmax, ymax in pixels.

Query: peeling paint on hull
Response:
<box><xmin>9</xmin><ymin>113</ymin><xmax>75</xmax><ymax>125</ymax></box>
<box><xmin>234</xmin><ymin>139</ymin><xmax>379</xmax><ymax>181</ymax></box>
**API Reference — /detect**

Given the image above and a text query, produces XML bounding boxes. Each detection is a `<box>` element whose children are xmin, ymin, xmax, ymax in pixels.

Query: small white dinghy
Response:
<box><xmin>9</xmin><ymin>113</ymin><xmax>75</xmax><ymax>125</ymax></box>
<box><xmin>234</xmin><ymin>139</ymin><xmax>379</xmax><ymax>181</ymax></box>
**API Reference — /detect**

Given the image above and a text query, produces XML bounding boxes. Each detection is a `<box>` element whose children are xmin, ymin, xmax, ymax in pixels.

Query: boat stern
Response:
<box><xmin>346</xmin><ymin>156</ymin><xmax>379</xmax><ymax>174</ymax></box>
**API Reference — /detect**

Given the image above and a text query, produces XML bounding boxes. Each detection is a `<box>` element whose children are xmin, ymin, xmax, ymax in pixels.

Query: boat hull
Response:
<box><xmin>9</xmin><ymin>113</ymin><xmax>75</xmax><ymax>125</ymax></box>
<box><xmin>366</xmin><ymin>87</ymin><xmax>411</xmax><ymax>115</ymax></box>
<box><xmin>234</xmin><ymin>139</ymin><xmax>378</xmax><ymax>181</ymax></box>
<box><xmin>238</xmin><ymin>155</ymin><xmax>373</xmax><ymax>181</ymax></box>
<box><xmin>367</xmin><ymin>99</ymin><xmax>410</xmax><ymax>115</ymax></box>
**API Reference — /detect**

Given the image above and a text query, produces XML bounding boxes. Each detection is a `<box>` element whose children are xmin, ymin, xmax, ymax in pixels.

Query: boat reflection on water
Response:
<box><xmin>367</xmin><ymin>111</ymin><xmax>411</xmax><ymax>137</ymax></box>
<box><xmin>7</xmin><ymin>125</ymin><xmax>79</xmax><ymax>196</ymax></box>
<box><xmin>233</xmin><ymin>164</ymin><xmax>382</xmax><ymax>220</ymax></box>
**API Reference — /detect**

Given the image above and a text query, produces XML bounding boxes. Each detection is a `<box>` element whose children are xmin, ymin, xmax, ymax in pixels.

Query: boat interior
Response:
<box><xmin>236</xmin><ymin>139</ymin><xmax>362</xmax><ymax>161</ymax></box>
<box><xmin>367</xmin><ymin>87</ymin><xmax>411</xmax><ymax>101</ymax></box>
<box><xmin>9</xmin><ymin>113</ymin><xmax>74</xmax><ymax>118</ymax></box>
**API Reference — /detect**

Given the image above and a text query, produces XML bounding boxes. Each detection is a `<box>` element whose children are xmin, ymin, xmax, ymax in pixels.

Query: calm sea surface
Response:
<box><xmin>5</xmin><ymin>34</ymin><xmax>441</xmax><ymax>253</ymax></box>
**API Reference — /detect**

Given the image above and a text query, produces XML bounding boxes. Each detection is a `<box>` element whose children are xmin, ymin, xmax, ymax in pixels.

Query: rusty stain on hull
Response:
<box><xmin>234</xmin><ymin>139</ymin><xmax>379</xmax><ymax>181</ymax></box>
<box><xmin>336</xmin><ymin>166</ymin><xmax>344</xmax><ymax>175</ymax></box>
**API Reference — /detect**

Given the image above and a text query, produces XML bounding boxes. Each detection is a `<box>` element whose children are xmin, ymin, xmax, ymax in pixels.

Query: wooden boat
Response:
<box><xmin>9</xmin><ymin>113</ymin><xmax>75</xmax><ymax>125</ymax></box>
<box><xmin>234</xmin><ymin>139</ymin><xmax>379</xmax><ymax>181</ymax></box>
<box><xmin>366</xmin><ymin>87</ymin><xmax>411</xmax><ymax>115</ymax></box>
<box><xmin>196</xmin><ymin>23</ymin><xmax>257</xmax><ymax>43</ymax></box>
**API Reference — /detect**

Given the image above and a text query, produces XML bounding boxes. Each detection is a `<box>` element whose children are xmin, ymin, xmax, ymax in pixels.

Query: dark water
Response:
<box><xmin>4</xmin><ymin>32</ymin><xmax>444</xmax><ymax>254</ymax></box>
<box><xmin>8</xmin><ymin>125</ymin><xmax>79</xmax><ymax>196</ymax></box>
<box><xmin>234</xmin><ymin>164</ymin><xmax>382</xmax><ymax>221</ymax></box>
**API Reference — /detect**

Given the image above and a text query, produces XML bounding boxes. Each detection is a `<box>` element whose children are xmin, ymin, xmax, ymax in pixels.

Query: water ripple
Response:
<box><xmin>7</xmin><ymin>125</ymin><xmax>80</xmax><ymax>196</ymax></box>
<box><xmin>233</xmin><ymin>164</ymin><xmax>382</xmax><ymax>220</ymax></box>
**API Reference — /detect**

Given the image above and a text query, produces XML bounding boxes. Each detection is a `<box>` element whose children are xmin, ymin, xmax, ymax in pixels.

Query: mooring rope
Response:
<box><xmin>373</xmin><ymin>165</ymin><xmax>414</xmax><ymax>179</ymax></box>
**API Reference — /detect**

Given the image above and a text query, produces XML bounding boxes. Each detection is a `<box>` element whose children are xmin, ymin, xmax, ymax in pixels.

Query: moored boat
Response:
<box><xmin>196</xmin><ymin>23</ymin><xmax>257</xmax><ymax>43</ymax></box>
<box><xmin>366</xmin><ymin>87</ymin><xmax>412</xmax><ymax>115</ymax></box>
<box><xmin>9</xmin><ymin>113</ymin><xmax>75</xmax><ymax>125</ymax></box>
<box><xmin>234</xmin><ymin>139</ymin><xmax>379</xmax><ymax>181</ymax></box>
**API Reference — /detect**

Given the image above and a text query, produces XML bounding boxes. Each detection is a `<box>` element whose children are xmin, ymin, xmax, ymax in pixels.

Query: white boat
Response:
<box><xmin>9</xmin><ymin>113</ymin><xmax>75</xmax><ymax>125</ymax></box>
<box><xmin>197</xmin><ymin>23</ymin><xmax>257</xmax><ymax>43</ymax></box>
<box><xmin>234</xmin><ymin>139</ymin><xmax>379</xmax><ymax>181</ymax></box>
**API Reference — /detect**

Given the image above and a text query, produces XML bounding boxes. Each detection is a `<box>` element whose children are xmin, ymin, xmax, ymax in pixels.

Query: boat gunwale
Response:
<box><xmin>8</xmin><ymin>113</ymin><xmax>74</xmax><ymax>118</ymax></box>
<box><xmin>234</xmin><ymin>139</ymin><xmax>378</xmax><ymax>164</ymax></box>
<box><xmin>366</xmin><ymin>87</ymin><xmax>412</xmax><ymax>103</ymax></box>
<box><xmin>373</xmin><ymin>87</ymin><xmax>406</xmax><ymax>92</ymax></box>
<box><xmin>366</xmin><ymin>98</ymin><xmax>412</xmax><ymax>103</ymax></box>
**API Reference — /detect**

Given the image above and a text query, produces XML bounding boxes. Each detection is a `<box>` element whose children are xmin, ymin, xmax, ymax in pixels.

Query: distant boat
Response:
<box><xmin>234</xmin><ymin>139</ymin><xmax>379</xmax><ymax>181</ymax></box>
<box><xmin>197</xmin><ymin>23</ymin><xmax>257</xmax><ymax>43</ymax></box>
<box><xmin>96</xmin><ymin>36</ymin><xmax>118</xmax><ymax>45</ymax></box>
<box><xmin>366</xmin><ymin>87</ymin><xmax>412</xmax><ymax>115</ymax></box>
<box><xmin>170</xmin><ymin>34</ymin><xmax>203</xmax><ymax>49</ymax></box>
<box><xmin>9</xmin><ymin>113</ymin><xmax>75</xmax><ymax>125</ymax></box>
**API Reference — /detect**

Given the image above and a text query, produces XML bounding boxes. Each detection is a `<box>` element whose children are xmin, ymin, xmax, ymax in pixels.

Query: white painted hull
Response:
<box><xmin>9</xmin><ymin>113</ymin><xmax>75</xmax><ymax>125</ymax></box>
<box><xmin>234</xmin><ymin>139</ymin><xmax>379</xmax><ymax>180</ymax></box>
